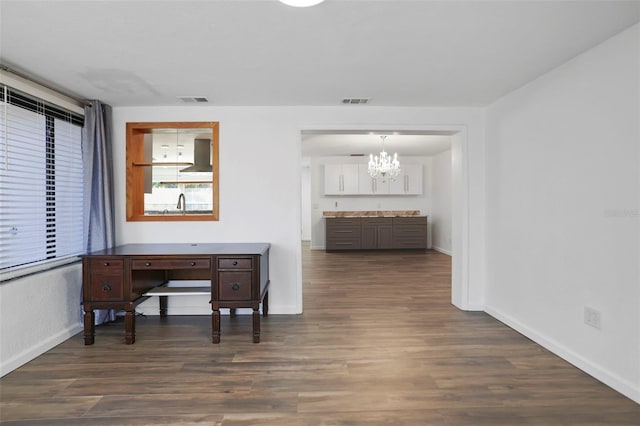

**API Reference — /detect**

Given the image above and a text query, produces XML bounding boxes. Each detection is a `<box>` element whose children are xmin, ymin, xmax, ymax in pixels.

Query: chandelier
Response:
<box><xmin>368</xmin><ymin>136</ymin><xmax>400</xmax><ymax>180</ymax></box>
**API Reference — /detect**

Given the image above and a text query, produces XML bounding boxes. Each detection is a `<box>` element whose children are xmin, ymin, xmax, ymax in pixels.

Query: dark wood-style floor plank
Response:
<box><xmin>1</xmin><ymin>245</ymin><xmax>638</xmax><ymax>425</ymax></box>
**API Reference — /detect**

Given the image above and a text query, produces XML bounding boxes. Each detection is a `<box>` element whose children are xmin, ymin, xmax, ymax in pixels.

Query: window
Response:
<box><xmin>0</xmin><ymin>85</ymin><xmax>85</xmax><ymax>276</ymax></box>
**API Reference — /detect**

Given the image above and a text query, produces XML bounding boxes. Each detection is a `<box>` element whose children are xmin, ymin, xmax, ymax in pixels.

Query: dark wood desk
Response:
<box><xmin>81</xmin><ymin>243</ymin><xmax>270</xmax><ymax>344</ymax></box>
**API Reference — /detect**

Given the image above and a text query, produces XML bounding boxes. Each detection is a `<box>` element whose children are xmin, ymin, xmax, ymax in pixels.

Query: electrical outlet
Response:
<box><xmin>584</xmin><ymin>306</ymin><xmax>602</xmax><ymax>330</ymax></box>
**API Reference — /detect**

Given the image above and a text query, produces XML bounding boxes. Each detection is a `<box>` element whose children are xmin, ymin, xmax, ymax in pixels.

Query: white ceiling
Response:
<box><xmin>2</xmin><ymin>1</ymin><xmax>638</xmax><ymax>157</ymax></box>
<box><xmin>1</xmin><ymin>0</ymin><xmax>638</xmax><ymax>108</ymax></box>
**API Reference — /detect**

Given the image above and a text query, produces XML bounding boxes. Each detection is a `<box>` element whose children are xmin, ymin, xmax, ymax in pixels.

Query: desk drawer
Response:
<box><xmin>218</xmin><ymin>257</ymin><xmax>252</xmax><ymax>269</ymax></box>
<box><xmin>218</xmin><ymin>271</ymin><xmax>252</xmax><ymax>300</ymax></box>
<box><xmin>89</xmin><ymin>273</ymin><xmax>124</xmax><ymax>301</ymax></box>
<box><xmin>89</xmin><ymin>258</ymin><xmax>123</xmax><ymax>271</ymax></box>
<box><xmin>131</xmin><ymin>258</ymin><xmax>210</xmax><ymax>270</ymax></box>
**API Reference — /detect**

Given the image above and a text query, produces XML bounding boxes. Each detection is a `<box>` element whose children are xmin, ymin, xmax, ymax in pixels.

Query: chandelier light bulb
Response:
<box><xmin>279</xmin><ymin>0</ymin><xmax>326</xmax><ymax>7</ymax></box>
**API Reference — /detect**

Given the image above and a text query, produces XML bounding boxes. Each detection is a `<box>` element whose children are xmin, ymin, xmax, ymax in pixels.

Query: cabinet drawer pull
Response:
<box><xmin>145</xmin><ymin>262</ymin><xmax>151</xmax><ymax>267</ymax></box>
<box><xmin>101</xmin><ymin>284</ymin><xmax>112</xmax><ymax>292</ymax></box>
<box><xmin>233</xmin><ymin>261</ymin><xmax>238</xmax><ymax>266</ymax></box>
<box><xmin>190</xmin><ymin>262</ymin><xmax>196</xmax><ymax>266</ymax></box>
<box><xmin>103</xmin><ymin>262</ymin><xmax>109</xmax><ymax>267</ymax></box>
<box><xmin>231</xmin><ymin>282</ymin><xmax>240</xmax><ymax>291</ymax></box>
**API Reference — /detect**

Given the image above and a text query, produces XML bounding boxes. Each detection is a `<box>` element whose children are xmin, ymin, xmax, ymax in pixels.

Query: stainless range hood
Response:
<box><xmin>180</xmin><ymin>139</ymin><xmax>212</xmax><ymax>172</ymax></box>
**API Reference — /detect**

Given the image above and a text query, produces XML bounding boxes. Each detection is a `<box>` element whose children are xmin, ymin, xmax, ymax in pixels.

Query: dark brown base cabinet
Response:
<box><xmin>325</xmin><ymin>218</ymin><xmax>362</xmax><ymax>250</ymax></box>
<box><xmin>325</xmin><ymin>217</ymin><xmax>428</xmax><ymax>251</ymax></box>
<box><xmin>392</xmin><ymin>217</ymin><xmax>429</xmax><ymax>249</ymax></box>
<box><xmin>361</xmin><ymin>218</ymin><xmax>393</xmax><ymax>249</ymax></box>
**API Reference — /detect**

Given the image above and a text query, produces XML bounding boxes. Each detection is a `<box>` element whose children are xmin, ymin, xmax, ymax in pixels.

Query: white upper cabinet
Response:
<box><xmin>325</xmin><ymin>163</ymin><xmax>422</xmax><ymax>195</ymax></box>
<box><xmin>324</xmin><ymin>164</ymin><xmax>359</xmax><ymax>195</ymax></box>
<box><xmin>388</xmin><ymin>164</ymin><xmax>423</xmax><ymax>195</ymax></box>
<box><xmin>357</xmin><ymin>164</ymin><xmax>389</xmax><ymax>195</ymax></box>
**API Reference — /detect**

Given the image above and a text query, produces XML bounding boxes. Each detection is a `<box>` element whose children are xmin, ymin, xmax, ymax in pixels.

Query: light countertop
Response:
<box><xmin>323</xmin><ymin>210</ymin><xmax>423</xmax><ymax>218</ymax></box>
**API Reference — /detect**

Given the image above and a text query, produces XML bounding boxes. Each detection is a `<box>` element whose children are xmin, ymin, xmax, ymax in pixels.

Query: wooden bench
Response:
<box><xmin>143</xmin><ymin>283</ymin><xmax>255</xmax><ymax>318</ymax></box>
<box><xmin>143</xmin><ymin>284</ymin><xmax>211</xmax><ymax>317</ymax></box>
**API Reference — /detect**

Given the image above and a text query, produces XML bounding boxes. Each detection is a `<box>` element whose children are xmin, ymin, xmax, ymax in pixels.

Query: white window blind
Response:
<box><xmin>0</xmin><ymin>85</ymin><xmax>85</xmax><ymax>274</ymax></box>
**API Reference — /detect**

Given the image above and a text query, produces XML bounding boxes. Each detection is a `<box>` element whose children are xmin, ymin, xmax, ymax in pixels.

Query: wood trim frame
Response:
<box><xmin>126</xmin><ymin>121</ymin><xmax>219</xmax><ymax>221</ymax></box>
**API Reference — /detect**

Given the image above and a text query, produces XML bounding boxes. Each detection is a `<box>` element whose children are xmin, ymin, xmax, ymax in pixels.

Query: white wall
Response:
<box><xmin>0</xmin><ymin>104</ymin><xmax>485</xmax><ymax>373</ymax></box>
<box><xmin>0</xmin><ymin>264</ymin><xmax>83</xmax><ymax>376</ymax></box>
<box><xmin>309</xmin><ymin>155</ymin><xmax>434</xmax><ymax>249</ymax></box>
<box><xmin>432</xmin><ymin>149</ymin><xmax>452</xmax><ymax>255</ymax></box>
<box><xmin>112</xmin><ymin>106</ymin><xmax>486</xmax><ymax>315</ymax></box>
<box><xmin>485</xmin><ymin>24</ymin><xmax>639</xmax><ymax>403</ymax></box>
<box><xmin>301</xmin><ymin>164</ymin><xmax>312</xmax><ymax>241</ymax></box>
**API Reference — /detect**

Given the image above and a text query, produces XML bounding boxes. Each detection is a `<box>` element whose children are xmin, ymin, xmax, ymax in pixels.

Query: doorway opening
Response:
<box><xmin>298</xmin><ymin>127</ymin><xmax>469</xmax><ymax>312</ymax></box>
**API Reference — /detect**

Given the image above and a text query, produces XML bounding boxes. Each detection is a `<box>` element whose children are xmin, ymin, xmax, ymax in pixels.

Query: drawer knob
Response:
<box><xmin>145</xmin><ymin>262</ymin><xmax>151</xmax><ymax>267</ymax></box>
<box><xmin>231</xmin><ymin>282</ymin><xmax>240</xmax><ymax>291</ymax></box>
<box><xmin>101</xmin><ymin>284</ymin><xmax>112</xmax><ymax>292</ymax></box>
<box><xmin>190</xmin><ymin>262</ymin><xmax>196</xmax><ymax>266</ymax></box>
<box><xmin>233</xmin><ymin>261</ymin><xmax>238</xmax><ymax>266</ymax></box>
<box><xmin>103</xmin><ymin>262</ymin><xmax>109</xmax><ymax>267</ymax></box>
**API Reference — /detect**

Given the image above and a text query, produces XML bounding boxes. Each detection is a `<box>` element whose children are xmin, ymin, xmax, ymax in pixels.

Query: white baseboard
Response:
<box><xmin>433</xmin><ymin>246</ymin><xmax>452</xmax><ymax>256</ymax></box>
<box><xmin>1</xmin><ymin>323</ymin><xmax>83</xmax><ymax>377</ymax></box>
<box><xmin>463</xmin><ymin>303</ymin><xmax>485</xmax><ymax>311</ymax></box>
<box><xmin>485</xmin><ymin>305</ymin><xmax>640</xmax><ymax>404</ymax></box>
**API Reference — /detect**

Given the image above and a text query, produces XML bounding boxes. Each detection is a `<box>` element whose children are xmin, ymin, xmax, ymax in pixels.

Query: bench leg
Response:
<box><xmin>159</xmin><ymin>295</ymin><xmax>168</xmax><ymax>318</ymax></box>
<box><xmin>262</xmin><ymin>291</ymin><xmax>269</xmax><ymax>317</ymax></box>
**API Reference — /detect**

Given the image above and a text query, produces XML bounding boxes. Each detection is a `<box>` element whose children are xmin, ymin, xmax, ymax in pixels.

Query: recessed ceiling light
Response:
<box><xmin>279</xmin><ymin>0</ymin><xmax>326</xmax><ymax>7</ymax></box>
<box><xmin>176</xmin><ymin>96</ymin><xmax>209</xmax><ymax>103</ymax></box>
<box><xmin>342</xmin><ymin>98</ymin><xmax>370</xmax><ymax>105</ymax></box>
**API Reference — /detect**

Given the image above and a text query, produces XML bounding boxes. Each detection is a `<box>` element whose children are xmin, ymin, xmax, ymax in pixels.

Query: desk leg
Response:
<box><xmin>124</xmin><ymin>310</ymin><xmax>136</xmax><ymax>344</ymax></box>
<box><xmin>229</xmin><ymin>308</ymin><xmax>236</xmax><ymax>318</ymax></box>
<box><xmin>83</xmin><ymin>309</ymin><xmax>95</xmax><ymax>345</ymax></box>
<box><xmin>212</xmin><ymin>309</ymin><xmax>221</xmax><ymax>343</ymax></box>
<box><xmin>159</xmin><ymin>296</ymin><xmax>168</xmax><ymax>318</ymax></box>
<box><xmin>253</xmin><ymin>307</ymin><xmax>260</xmax><ymax>343</ymax></box>
<box><xmin>263</xmin><ymin>291</ymin><xmax>269</xmax><ymax>317</ymax></box>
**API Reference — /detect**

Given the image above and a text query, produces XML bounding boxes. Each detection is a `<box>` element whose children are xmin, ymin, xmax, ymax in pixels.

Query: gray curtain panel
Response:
<box><xmin>82</xmin><ymin>100</ymin><xmax>116</xmax><ymax>324</ymax></box>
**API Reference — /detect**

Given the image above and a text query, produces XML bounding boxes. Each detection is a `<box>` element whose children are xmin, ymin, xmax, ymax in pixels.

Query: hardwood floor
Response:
<box><xmin>1</xmin><ymin>246</ymin><xmax>638</xmax><ymax>425</ymax></box>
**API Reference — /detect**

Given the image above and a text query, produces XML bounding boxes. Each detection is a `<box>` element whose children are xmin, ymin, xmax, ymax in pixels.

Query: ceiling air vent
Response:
<box><xmin>177</xmin><ymin>96</ymin><xmax>209</xmax><ymax>103</ymax></box>
<box><xmin>342</xmin><ymin>98</ymin><xmax>370</xmax><ymax>105</ymax></box>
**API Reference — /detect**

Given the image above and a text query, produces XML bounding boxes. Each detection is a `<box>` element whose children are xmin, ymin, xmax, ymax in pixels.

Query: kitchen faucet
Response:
<box><xmin>176</xmin><ymin>193</ymin><xmax>186</xmax><ymax>214</ymax></box>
